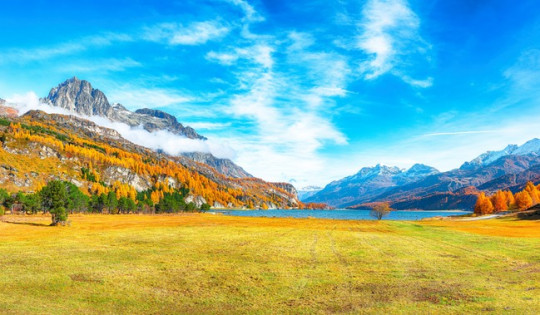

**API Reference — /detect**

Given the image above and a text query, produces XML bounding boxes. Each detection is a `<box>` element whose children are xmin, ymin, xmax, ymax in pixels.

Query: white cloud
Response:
<box><xmin>224</xmin><ymin>0</ymin><xmax>264</xmax><ymax>22</ymax></box>
<box><xmin>357</xmin><ymin>0</ymin><xmax>432</xmax><ymax>86</ymax></box>
<box><xmin>0</xmin><ymin>33</ymin><xmax>133</xmax><ymax>64</ymax></box>
<box><xmin>106</xmin><ymin>87</ymin><xmax>193</xmax><ymax>109</ymax></box>
<box><xmin>5</xmin><ymin>92</ymin><xmax>235</xmax><ymax>159</ymax></box>
<box><xmin>503</xmin><ymin>49</ymin><xmax>540</xmax><ymax>91</ymax></box>
<box><xmin>399</xmin><ymin>74</ymin><xmax>433</xmax><ymax>88</ymax></box>
<box><xmin>207</xmin><ymin>44</ymin><xmax>274</xmax><ymax>68</ymax></box>
<box><xmin>206</xmin><ymin>51</ymin><xmax>239</xmax><ymax>65</ymax></box>
<box><xmin>422</xmin><ymin>130</ymin><xmax>498</xmax><ymax>137</ymax></box>
<box><xmin>143</xmin><ymin>21</ymin><xmax>229</xmax><ymax>45</ymax></box>
<box><xmin>61</xmin><ymin>58</ymin><xmax>142</xmax><ymax>73</ymax></box>
<box><xmin>0</xmin><ymin>20</ymin><xmax>229</xmax><ymax>65</ymax></box>
<box><xmin>185</xmin><ymin>122</ymin><xmax>232</xmax><ymax>130</ymax></box>
<box><xmin>205</xmin><ymin>38</ymin><xmax>349</xmax><ymax>186</ymax></box>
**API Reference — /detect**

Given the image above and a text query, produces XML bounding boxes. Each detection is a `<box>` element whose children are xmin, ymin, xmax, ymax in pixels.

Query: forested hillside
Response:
<box><xmin>0</xmin><ymin>109</ymin><xmax>299</xmax><ymax>212</ymax></box>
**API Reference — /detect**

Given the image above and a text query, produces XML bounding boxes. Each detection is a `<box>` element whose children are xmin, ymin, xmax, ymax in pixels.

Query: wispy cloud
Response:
<box><xmin>422</xmin><ymin>130</ymin><xmax>498</xmax><ymax>137</ymax></box>
<box><xmin>0</xmin><ymin>33</ymin><xmax>133</xmax><ymax>64</ymax></box>
<box><xmin>224</xmin><ymin>0</ymin><xmax>264</xmax><ymax>23</ymax></box>
<box><xmin>0</xmin><ymin>20</ymin><xmax>229</xmax><ymax>65</ymax></box>
<box><xmin>205</xmin><ymin>25</ymin><xmax>349</xmax><ymax>186</ymax></box>
<box><xmin>142</xmin><ymin>21</ymin><xmax>230</xmax><ymax>45</ymax></box>
<box><xmin>357</xmin><ymin>0</ymin><xmax>432</xmax><ymax>87</ymax></box>
<box><xmin>6</xmin><ymin>91</ymin><xmax>235</xmax><ymax>159</ymax></box>
<box><xmin>106</xmin><ymin>86</ymin><xmax>192</xmax><ymax>109</ymax></box>
<box><xmin>502</xmin><ymin>49</ymin><xmax>540</xmax><ymax>97</ymax></box>
<box><xmin>185</xmin><ymin>122</ymin><xmax>232</xmax><ymax>130</ymax></box>
<box><xmin>206</xmin><ymin>44</ymin><xmax>274</xmax><ymax>68</ymax></box>
<box><xmin>61</xmin><ymin>58</ymin><xmax>142</xmax><ymax>73</ymax></box>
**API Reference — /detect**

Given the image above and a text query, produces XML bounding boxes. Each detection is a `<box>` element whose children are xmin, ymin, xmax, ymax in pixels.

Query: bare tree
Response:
<box><xmin>370</xmin><ymin>202</ymin><xmax>392</xmax><ymax>220</ymax></box>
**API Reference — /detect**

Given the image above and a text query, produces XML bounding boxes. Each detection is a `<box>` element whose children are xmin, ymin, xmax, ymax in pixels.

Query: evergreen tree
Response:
<box><xmin>40</xmin><ymin>180</ymin><xmax>69</xmax><ymax>225</ymax></box>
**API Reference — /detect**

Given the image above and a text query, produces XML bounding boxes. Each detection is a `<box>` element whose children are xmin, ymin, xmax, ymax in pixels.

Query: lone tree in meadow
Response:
<box><xmin>370</xmin><ymin>202</ymin><xmax>392</xmax><ymax>220</ymax></box>
<box><xmin>40</xmin><ymin>180</ymin><xmax>69</xmax><ymax>226</ymax></box>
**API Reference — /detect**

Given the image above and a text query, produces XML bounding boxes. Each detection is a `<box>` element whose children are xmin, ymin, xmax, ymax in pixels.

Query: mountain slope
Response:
<box><xmin>306</xmin><ymin>164</ymin><xmax>439</xmax><ymax>207</ymax></box>
<box><xmin>297</xmin><ymin>186</ymin><xmax>322</xmax><ymax>201</ymax></box>
<box><xmin>0</xmin><ymin>109</ymin><xmax>298</xmax><ymax>209</ymax></box>
<box><xmin>40</xmin><ymin>77</ymin><xmax>251</xmax><ymax>178</ymax></box>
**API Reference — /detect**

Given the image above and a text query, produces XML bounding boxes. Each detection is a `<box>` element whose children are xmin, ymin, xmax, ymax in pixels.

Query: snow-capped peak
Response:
<box><xmin>465</xmin><ymin>138</ymin><xmax>540</xmax><ymax>168</ymax></box>
<box><xmin>512</xmin><ymin>138</ymin><xmax>540</xmax><ymax>156</ymax></box>
<box><xmin>403</xmin><ymin>163</ymin><xmax>440</xmax><ymax>177</ymax></box>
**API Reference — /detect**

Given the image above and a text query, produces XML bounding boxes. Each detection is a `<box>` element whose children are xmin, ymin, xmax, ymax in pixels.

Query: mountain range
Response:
<box><xmin>4</xmin><ymin>77</ymin><xmax>540</xmax><ymax>211</ymax></box>
<box><xmin>306</xmin><ymin>139</ymin><xmax>540</xmax><ymax>210</ymax></box>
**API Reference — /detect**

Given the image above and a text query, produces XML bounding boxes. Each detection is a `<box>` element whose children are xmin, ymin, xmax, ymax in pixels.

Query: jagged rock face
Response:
<box><xmin>182</xmin><ymin>152</ymin><xmax>252</xmax><ymax>178</ymax></box>
<box><xmin>185</xmin><ymin>194</ymin><xmax>207</xmax><ymax>207</ymax></box>
<box><xmin>135</xmin><ymin>108</ymin><xmax>203</xmax><ymax>140</ymax></box>
<box><xmin>41</xmin><ymin>77</ymin><xmax>205</xmax><ymax>140</ymax></box>
<box><xmin>45</xmin><ymin>77</ymin><xmax>113</xmax><ymax>117</ymax></box>
<box><xmin>273</xmin><ymin>182</ymin><xmax>298</xmax><ymax>198</ymax></box>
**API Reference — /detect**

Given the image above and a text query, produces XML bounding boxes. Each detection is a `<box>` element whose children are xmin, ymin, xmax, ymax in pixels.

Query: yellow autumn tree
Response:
<box><xmin>514</xmin><ymin>191</ymin><xmax>533</xmax><ymax>210</ymax></box>
<box><xmin>504</xmin><ymin>190</ymin><xmax>515</xmax><ymax>209</ymax></box>
<box><xmin>490</xmin><ymin>190</ymin><xmax>508</xmax><ymax>212</ymax></box>
<box><xmin>524</xmin><ymin>181</ymin><xmax>540</xmax><ymax>205</ymax></box>
<box><xmin>474</xmin><ymin>192</ymin><xmax>494</xmax><ymax>215</ymax></box>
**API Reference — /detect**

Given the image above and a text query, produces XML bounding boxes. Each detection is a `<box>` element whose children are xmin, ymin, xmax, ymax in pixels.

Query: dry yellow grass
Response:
<box><xmin>0</xmin><ymin>214</ymin><xmax>538</xmax><ymax>314</ymax></box>
<box><xmin>421</xmin><ymin>218</ymin><xmax>540</xmax><ymax>238</ymax></box>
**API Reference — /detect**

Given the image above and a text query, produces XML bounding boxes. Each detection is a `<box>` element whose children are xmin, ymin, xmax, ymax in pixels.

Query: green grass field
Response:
<box><xmin>0</xmin><ymin>214</ymin><xmax>538</xmax><ymax>314</ymax></box>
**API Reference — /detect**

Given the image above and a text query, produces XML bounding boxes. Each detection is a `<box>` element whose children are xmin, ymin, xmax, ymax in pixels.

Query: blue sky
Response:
<box><xmin>2</xmin><ymin>0</ymin><xmax>540</xmax><ymax>187</ymax></box>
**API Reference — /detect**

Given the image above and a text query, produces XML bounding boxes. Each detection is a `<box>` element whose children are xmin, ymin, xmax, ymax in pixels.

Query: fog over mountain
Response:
<box><xmin>8</xmin><ymin>78</ymin><xmax>252</xmax><ymax>179</ymax></box>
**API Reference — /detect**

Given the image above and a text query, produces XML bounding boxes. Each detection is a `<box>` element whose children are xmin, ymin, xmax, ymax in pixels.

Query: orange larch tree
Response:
<box><xmin>514</xmin><ymin>191</ymin><xmax>533</xmax><ymax>210</ymax></box>
<box><xmin>474</xmin><ymin>192</ymin><xmax>494</xmax><ymax>215</ymax></box>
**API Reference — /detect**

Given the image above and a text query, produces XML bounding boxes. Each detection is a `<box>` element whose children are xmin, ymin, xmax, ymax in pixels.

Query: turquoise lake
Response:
<box><xmin>215</xmin><ymin>209</ymin><xmax>471</xmax><ymax>220</ymax></box>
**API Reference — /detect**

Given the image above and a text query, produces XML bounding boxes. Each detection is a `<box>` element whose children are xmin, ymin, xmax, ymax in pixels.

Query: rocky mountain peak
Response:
<box><xmin>44</xmin><ymin>77</ymin><xmax>113</xmax><ymax>117</ymax></box>
<box><xmin>356</xmin><ymin>164</ymin><xmax>401</xmax><ymax>178</ymax></box>
<box><xmin>135</xmin><ymin>108</ymin><xmax>178</xmax><ymax>123</ymax></box>
<box><xmin>513</xmin><ymin>138</ymin><xmax>540</xmax><ymax>155</ymax></box>
<box><xmin>404</xmin><ymin>163</ymin><xmax>439</xmax><ymax>176</ymax></box>
<box><xmin>463</xmin><ymin>138</ymin><xmax>540</xmax><ymax>170</ymax></box>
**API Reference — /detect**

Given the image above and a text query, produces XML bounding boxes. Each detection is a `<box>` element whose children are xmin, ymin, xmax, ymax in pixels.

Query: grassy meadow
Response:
<box><xmin>0</xmin><ymin>214</ymin><xmax>538</xmax><ymax>314</ymax></box>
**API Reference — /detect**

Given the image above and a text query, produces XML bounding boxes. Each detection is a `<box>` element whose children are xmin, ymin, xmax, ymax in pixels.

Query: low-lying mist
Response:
<box><xmin>6</xmin><ymin>92</ymin><xmax>236</xmax><ymax>160</ymax></box>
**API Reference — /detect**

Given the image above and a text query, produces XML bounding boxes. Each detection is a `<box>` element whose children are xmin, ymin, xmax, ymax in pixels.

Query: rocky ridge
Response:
<box><xmin>306</xmin><ymin>164</ymin><xmax>440</xmax><ymax>207</ymax></box>
<box><xmin>40</xmin><ymin>77</ymin><xmax>251</xmax><ymax>179</ymax></box>
<box><xmin>315</xmin><ymin>140</ymin><xmax>540</xmax><ymax>210</ymax></box>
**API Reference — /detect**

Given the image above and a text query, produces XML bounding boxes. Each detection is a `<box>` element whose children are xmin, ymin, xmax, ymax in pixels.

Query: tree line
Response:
<box><xmin>474</xmin><ymin>181</ymin><xmax>539</xmax><ymax>215</ymax></box>
<box><xmin>0</xmin><ymin>180</ymin><xmax>211</xmax><ymax>225</ymax></box>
